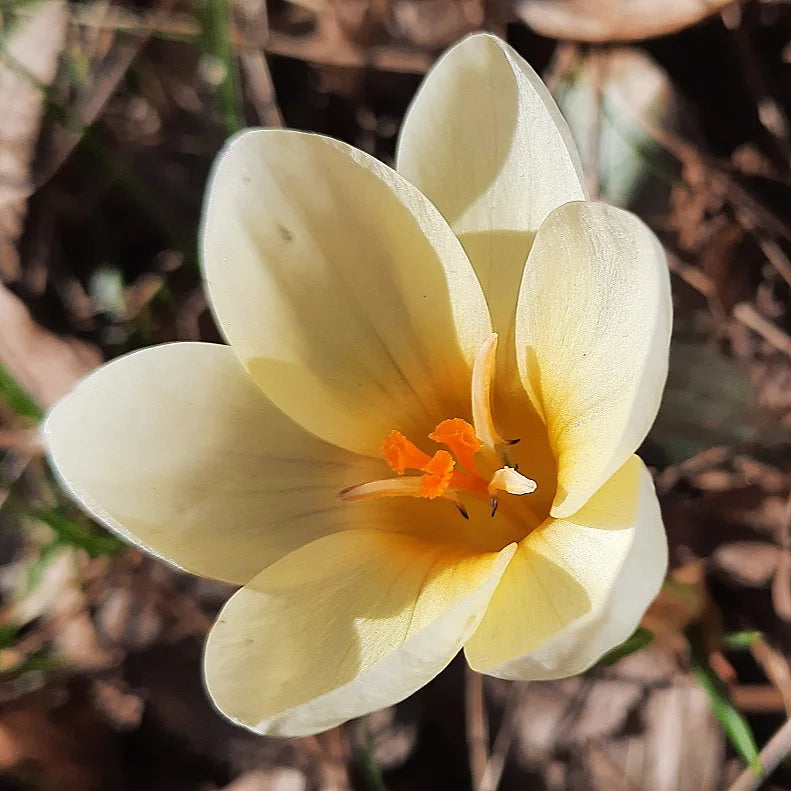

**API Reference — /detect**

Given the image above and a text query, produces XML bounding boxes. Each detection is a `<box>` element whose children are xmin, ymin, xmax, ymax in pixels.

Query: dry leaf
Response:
<box><xmin>0</xmin><ymin>689</ymin><xmax>120</xmax><ymax>791</ymax></box>
<box><xmin>590</xmin><ymin>680</ymin><xmax>723</xmax><ymax>791</ymax></box>
<box><xmin>773</xmin><ymin>548</ymin><xmax>791</xmax><ymax>621</ymax></box>
<box><xmin>220</xmin><ymin>769</ymin><xmax>307</xmax><ymax>791</ymax></box>
<box><xmin>557</xmin><ymin>48</ymin><xmax>679</xmax><ymax>208</ymax></box>
<box><xmin>711</xmin><ymin>541</ymin><xmax>781</xmax><ymax>587</ymax></box>
<box><xmin>388</xmin><ymin>0</ymin><xmax>484</xmax><ymax>49</ymax></box>
<box><xmin>515</xmin><ymin>0</ymin><xmax>735</xmax><ymax>42</ymax></box>
<box><xmin>2</xmin><ymin>539</ymin><xmax>114</xmax><ymax>670</ymax></box>
<box><xmin>0</xmin><ymin>1</ymin><xmax>67</xmax><ymax>281</ymax></box>
<box><xmin>5</xmin><ymin>546</ymin><xmax>79</xmax><ymax>625</ymax></box>
<box><xmin>641</xmin><ymin>562</ymin><xmax>707</xmax><ymax>651</ymax></box>
<box><xmin>0</xmin><ymin>282</ymin><xmax>100</xmax><ymax>410</ymax></box>
<box><xmin>91</xmin><ymin>680</ymin><xmax>145</xmax><ymax>732</ymax></box>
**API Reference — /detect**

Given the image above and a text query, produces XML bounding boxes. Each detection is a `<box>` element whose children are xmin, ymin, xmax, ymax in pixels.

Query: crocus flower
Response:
<box><xmin>45</xmin><ymin>33</ymin><xmax>671</xmax><ymax>737</ymax></box>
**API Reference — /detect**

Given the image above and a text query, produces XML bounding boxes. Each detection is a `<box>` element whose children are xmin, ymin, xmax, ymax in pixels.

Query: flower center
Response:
<box><xmin>339</xmin><ymin>334</ymin><xmax>537</xmax><ymax>517</ymax></box>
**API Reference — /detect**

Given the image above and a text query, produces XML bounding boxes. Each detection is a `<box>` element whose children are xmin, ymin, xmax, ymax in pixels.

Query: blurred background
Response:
<box><xmin>1</xmin><ymin>1</ymin><xmax>791</xmax><ymax>789</ymax></box>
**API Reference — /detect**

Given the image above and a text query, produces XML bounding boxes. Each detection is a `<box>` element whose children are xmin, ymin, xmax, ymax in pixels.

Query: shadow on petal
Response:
<box><xmin>400</xmin><ymin>47</ymin><xmax>521</xmax><ymax>228</ymax></box>
<box><xmin>456</xmin><ymin>229</ymin><xmax>535</xmax><ymax>340</ymax></box>
<box><xmin>204</xmin><ymin>131</ymin><xmax>489</xmax><ymax>458</ymax></box>
<box><xmin>204</xmin><ymin>531</ymin><xmax>514</xmax><ymax>736</ymax></box>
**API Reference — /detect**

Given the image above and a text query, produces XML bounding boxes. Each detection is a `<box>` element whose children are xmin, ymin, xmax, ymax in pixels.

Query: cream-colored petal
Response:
<box><xmin>204</xmin><ymin>530</ymin><xmax>515</xmax><ymax>736</ymax></box>
<box><xmin>465</xmin><ymin>456</ymin><xmax>666</xmax><ymax>679</ymax></box>
<box><xmin>202</xmin><ymin>129</ymin><xmax>491</xmax><ymax>456</ymax></box>
<box><xmin>515</xmin><ymin>201</ymin><xmax>671</xmax><ymax>519</ymax></box>
<box><xmin>44</xmin><ymin>342</ymin><xmax>390</xmax><ymax>585</ymax></box>
<box><xmin>396</xmin><ymin>33</ymin><xmax>587</xmax><ymax>344</ymax></box>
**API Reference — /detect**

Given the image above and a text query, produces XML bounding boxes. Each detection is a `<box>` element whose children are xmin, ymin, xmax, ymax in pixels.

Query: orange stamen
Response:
<box><xmin>381</xmin><ymin>430</ymin><xmax>432</xmax><ymax>474</ymax></box>
<box><xmin>428</xmin><ymin>418</ymin><xmax>483</xmax><ymax>477</ymax></box>
<box><xmin>344</xmin><ymin>338</ymin><xmax>538</xmax><ymax>516</ymax></box>
<box><xmin>419</xmin><ymin>450</ymin><xmax>456</xmax><ymax>499</ymax></box>
<box><xmin>448</xmin><ymin>469</ymin><xmax>488</xmax><ymax>495</ymax></box>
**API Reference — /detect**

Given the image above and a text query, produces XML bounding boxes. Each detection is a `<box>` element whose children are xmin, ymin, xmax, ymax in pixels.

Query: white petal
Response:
<box><xmin>44</xmin><ymin>343</ymin><xmax>388</xmax><ymax>585</ymax></box>
<box><xmin>202</xmin><ymin>129</ymin><xmax>491</xmax><ymax>456</ymax></box>
<box><xmin>397</xmin><ymin>33</ymin><xmax>587</xmax><ymax>342</ymax></box>
<box><xmin>465</xmin><ymin>456</ymin><xmax>667</xmax><ymax>678</ymax></box>
<box><xmin>515</xmin><ymin>201</ymin><xmax>671</xmax><ymax>518</ymax></box>
<box><xmin>204</xmin><ymin>531</ymin><xmax>515</xmax><ymax>736</ymax></box>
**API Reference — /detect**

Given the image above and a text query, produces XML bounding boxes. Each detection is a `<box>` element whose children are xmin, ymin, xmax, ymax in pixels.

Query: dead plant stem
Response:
<box><xmin>466</xmin><ymin>666</ymin><xmax>489</xmax><ymax>791</ymax></box>
<box><xmin>726</xmin><ymin>717</ymin><xmax>791</xmax><ymax>791</ymax></box>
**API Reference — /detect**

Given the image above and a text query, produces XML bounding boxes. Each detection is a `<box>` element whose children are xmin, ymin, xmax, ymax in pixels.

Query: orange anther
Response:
<box><xmin>349</xmin><ymin>339</ymin><xmax>536</xmax><ymax>516</ymax></box>
<box><xmin>381</xmin><ymin>430</ymin><xmax>432</xmax><ymax>474</ymax></box>
<box><xmin>378</xmin><ymin>422</ymin><xmax>488</xmax><ymax>503</ymax></box>
<box><xmin>419</xmin><ymin>450</ymin><xmax>456</xmax><ymax>499</ymax></box>
<box><xmin>428</xmin><ymin>418</ymin><xmax>483</xmax><ymax>477</ymax></box>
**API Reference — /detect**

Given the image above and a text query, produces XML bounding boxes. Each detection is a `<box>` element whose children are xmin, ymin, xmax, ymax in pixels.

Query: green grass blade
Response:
<box><xmin>197</xmin><ymin>0</ymin><xmax>243</xmax><ymax>136</ymax></box>
<box><xmin>0</xmin><ymin>362</ymin><xmax>42</xmax><ymax>421</ymax></box>
<box><xmin>0</xmin><ymin>647</ymin><xmax>60</xmax><ymax>678</ymax></box>
<box><xmin>33</xmin><ymin>509</ymin><xmax>122</xmax><ymax>558</ymax></box>
<box><xmin>596</xmin><ymin>627</ymin><xmax>654</xmax><ymax>667</ymax></box>
<box><xmin>688</xmin><ymin>628</ymin><xmax>761</xmax><ymax>773</ymax></box>
<box><xmin>356</xmin><ymin>717</ymin><xmax>388</xmax><ymax>791</ymax></box>
<box><xmin>24</xmin><ymin>537</ymin><xmax>66</xmax><ymax>592</ymax></box>
<box><xmin>722</xmin><ymin>631</ymin><xmax>762</xmax><ymax>651</ymax></box>
<box><xmin>0</xmin><ymin>623</ymin><xmax>19</xmax><ymax>649</ymax></box>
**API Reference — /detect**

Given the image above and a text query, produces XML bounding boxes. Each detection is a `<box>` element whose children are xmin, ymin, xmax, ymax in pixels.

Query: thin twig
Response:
<box><xmin>625</xmin><ymin>98</ymin><xmax>791</xmax><ymax>244</ymax></box>
<box><xmin>465</xmin><ymin>666</ymin><xmax>489</xmax><ymax>791</ymax></box>
<box><xmin>237</xmin><ymin>0</ymin><xmax>283</xmax><ymax>127</ymax></box>
<box><xmin>666</xmin><ymin>252</ymin><xmax>715</xmax><ymax>298</ymax></box>
<box><xmin>750</xmin><ymin>638</ymin><xmax>791</xmax><ymax>713</ymax></box>
<box><xmin>758</xmin><ymin>235</ymin><xmax>791</xmax><ymax>290</ymax></box>
<box><xmin>732</xmin><ymin>685</ymin><xmax>788</xmax><ymax>713</ymax></box>
<box><xmin>726</xmin><ymin>717</ymin><xmax>791</xmax><ymax>791</ymax></box>
<box><xmin>240</xmin><ymin>49</ymin><xmax>282</xmax><ymax>126</ymax></box>
<box><xmin>543</xmin><ymin>41</ymin><xmax>578</xmax><ymax>96</ymax></box>
<box><xmin>28</xmin><ymin>0</ymin><xmax>179</xmax><ymax>190</ymax></box>
<box><xmin>724</xmin><ymin>9</ymin><xmax>791</xmax><ymax>165</ymax></box>
<box><xmin>773</xmin><ymin>486</ymin><xmax>791</xmax><ymax>621</ymax></box>
<box><xmin>478</xmin><ymin>683</ymin><xmax>529</xmax><ymax>791</ymax></box>
<box><xmin>63</xmin><ymin>5</ymin><xmax>433</xmax><ymax>73</ymax></box>
<box><xmin>732</xmin><ymin>302</ymin><xmax>791</xmax><ymax>358</ymax></box>
<box><xmin>654</xmin><ymin>445</ymin><xmax>730</xmax><ymax>493</ymax></box>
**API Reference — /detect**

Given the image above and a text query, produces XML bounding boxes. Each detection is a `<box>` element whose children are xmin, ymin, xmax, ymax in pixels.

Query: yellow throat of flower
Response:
<box><xmin>339</xmin><ymin>334</ymin><xmax>537</xmax><ymax>517</ymax></box>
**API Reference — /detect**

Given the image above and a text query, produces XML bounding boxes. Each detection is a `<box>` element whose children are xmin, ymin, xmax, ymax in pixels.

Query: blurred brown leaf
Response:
<box><xmin>0</xmin><ymin>687</ymin><xmax>121</xmax><ymax>791</ymax></box>
<box><xmin>0</xmin><ymin>282</ymin><xmax>100</xmax><ymax>410</ymax></box>
<box><xmin>388</xmin><ymin>0</ymin><xmax>484</xmax><ymax>49</ymax></box>
<box><xmin>498</xmin><ymin>646</ymin><xmax>723</xmax><ymax>791</ymax></box>
<box><xmin>0</xmin><ymin>1</ymin><xmax>67</xmax><ymax>281</ymax></box>
<box><xmin>592</xmin><ymin>679</ymin><xmax>723</xmax><ymax>791</ymax></box>
<box><xmin>515</xmin><ymin>0</ymin><xmax>735</xmax><ymax>42</ymax></box>
<box><xmin>219</xmin><ymin>768</ymin><xmax>307</xmax><ymax>791</ymax></box>
<box><xmin>642</xmin><ymin>562</ymin><xmax>707</xmax><ymax>651</ymax></box>
<box><xmin>712</xmin><ymin>541</ymin><xmax>782</xmax><ymax>587</ymax></box>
